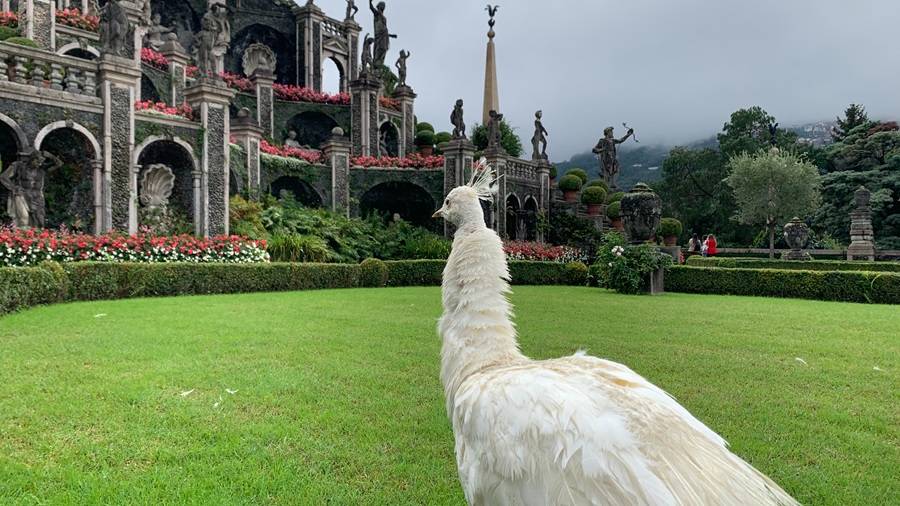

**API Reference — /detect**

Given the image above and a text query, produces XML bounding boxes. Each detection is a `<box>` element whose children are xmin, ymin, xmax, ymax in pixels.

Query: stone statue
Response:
<box><xmin>193</xmin><ymin>13</ymin><xmax>218</xmax><ymax>76</ymax></box>
<box><xmin>360</xmin><ymin>34</ymin><xmax>374</xmax><ymax>74</ymax></box>
<box><xmin>450</xmin><ymin>99</ymin><xmax>466</xmax><ymax>139</ymax></box>
<box><xmin>379</xmin><ymin>129</ymin><xmax>388</xmax><ymax>157</ymax></box>
<box><xmin>369</xmin><ymin>0</ymin><xmax>396</xmax><ymax>68</ymax></box>
<box><xmin>531</xmin><ymin>110</ymin><xmax>548</xmax><ymax>160</ymax></box>
<box><xmin>143</xmin><ymin>14</ymin><xmax>173</xmax><ymax>51</ymax></box>
<box><xmin>0</xmin><ymin>150</ymin><xmax>62</xmax><ymax>229</ymax></box>
<box><xmin>139</xmin><ymin>0</ymin><xmax>152</xmax><ymax>27</ymax></box>
<box><xmin>592</xmin><ymin>125</ymin><xmax>634</xmax><ymax>189</ymax></box>
<box><xmin>395</xmin><ymin>49</ymin><xmax>410</xmax><ymax>87</ymax></box>
<box><xmin>209</xmin><ymin>0</ymin><xmax>230</xmax><ymax>51</ymax></box>
<box><xmin>345</xmin><ymin>0</ymin><xmax>359</xmax><ymax>21</ymax></box>
<box><xmin>768</xmin><ymin>121</ymin><xmax>779</xmax><ymax>147</ymax></box>
<box><xmin>242</xmin><ymin>43</ymin><xmax>276</xmax><ymax>77</ymax></box>
<box><xmin>284</xmin><ymin>131</ymin><xmax>301</xmax><ymax>149</ymax></box>
<box><xmin>99</xmin><ymin>0</ymin><xmax>132</xmax><ymax>58</ymax></box>
<box><xmin>487</xmin><ymin>109</ymin><xmax>503</xmax><ymax>150</ymax></box>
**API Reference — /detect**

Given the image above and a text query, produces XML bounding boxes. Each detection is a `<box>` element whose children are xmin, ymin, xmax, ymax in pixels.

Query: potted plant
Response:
<box><xmin>581</xmin><ymin>186</ymin><xmax>607</xmax><ymax>216</ymax></box>
<box><xmin>566</xmin><ymin>168</ymin><xmax>588</xmax><ymax>186</ymax></box>
<box><xmin>558</xmin><ymin>174</ymin><xmax>583</xmax><ymax>202</ymax></box>
<box><xmin>606</xmin><ymin>201</ymin><xmax>623</xmax><ymax>230</ymax></box>
<box><xmin>586</xmin><ymin>179</ymin><xmax>609</xmax><ymax>192</ymax></box>
<box><xmin>415</xmin><ymin>130</ymin><xmax>435</xmax><ymax>156</ymax></box>
<box><xmin>658</xmin><ymin>217</ymin><xmax>683</xmax><ymax>246</ymax></box>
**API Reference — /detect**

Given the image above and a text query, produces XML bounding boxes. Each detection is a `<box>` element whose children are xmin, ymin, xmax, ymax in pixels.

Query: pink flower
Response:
<box><xmin>272</xmin><ymin>84</ymin><xmax>350</xmax><ymax>105</ymax></box>
<box><xmin>141</xmin><ymin>47</ymin><xmax>169</xmax><ymax>70</ymax></box>
<box><xmin>260</xmin><ymin>139</ymin><xmax>322</xmax><ymax>164</ymax></box>
<box><xmin>350</xmin><ymin>153</ymin><xmax>445</xmax><ymax>169</ymax></box>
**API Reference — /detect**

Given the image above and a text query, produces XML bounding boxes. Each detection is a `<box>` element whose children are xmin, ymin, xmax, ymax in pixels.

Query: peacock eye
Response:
<box><xmin>445</xmin><ymin>199</ymin><xmax>450</xmax><ymax>206</ymax></box>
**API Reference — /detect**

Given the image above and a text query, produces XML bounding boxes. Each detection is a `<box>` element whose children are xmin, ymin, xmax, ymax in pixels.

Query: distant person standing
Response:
<box><xmin>707</xmin><ymin>234</ymin><xmax>718</xmax><ymax>256</ymax></box>
<box><xmin>701</xmin><ymin>235</ymin><xmax>709</xmax><ymax>257</ymax></box>
<box><xmin>687</xmin><ymin>233</ymin><xmax>701</xmax><ymax>254</ymax></box>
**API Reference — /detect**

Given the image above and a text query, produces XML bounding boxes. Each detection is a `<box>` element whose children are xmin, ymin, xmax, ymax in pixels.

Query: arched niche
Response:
<box><xmin>284</xmin><ymin>111</ymin><xmax>339</xmax><ymax>150</ymax></box>
<box><xmin>379</xmin><ymin>121</ymin><xmax>399</xmax><ymax>158</ymax></box>
<box><xmin>269</xmin><ymin>176</ymin><xmax>323</xmax><ymax>208</ymax></box>
<box><xmin>135</xmin><ymin>138</ymin><xmax>198</xmax><ymax>234</ymax></box>
<box><xmin>34</xmin><ymin>125</ymin><xmax>100</xmax><ymax>230</ymax></box>
<box><xmin>523</xmin><ymin>196</ymin><xmax>539</xmax><ymax>242</ymax></box>
<box><xmin>360</xmin><ymin>181</ymin><xmax>437</xmax><ymax>230</ymax></box>
<box><xmin>229</xmin><ymin>24</ymin><xmax>295</xmax><ymax>84</ymax></box>
<box><xmin>505</xmin><ymin>193</ymin><xmax>521</xmax><ymax>240</ymax></box>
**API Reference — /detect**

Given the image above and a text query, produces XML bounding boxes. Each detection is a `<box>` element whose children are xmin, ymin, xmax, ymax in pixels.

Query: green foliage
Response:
<box><xmin>606</xmin><ymin>201</ymin><xmax>621</xmax><ymax>219</ymax></box>
<box><xmin>717</xmin><ymin>106</ymin><xmax>799</xmax><ymax>158</ymax></box>
<box><xmin>384</xmin><ymin>260</ymin><xmax>445</xmax><ymax>286</ymax></box>
<box><xmin>471</xmin><ymin>119</ymin><xmax>524</xmax><ymax>157</ymax></box>
<box><xmin>658</xmin><ymin>218</ymin><xmax>683</xmax><ymax>238</ymax></box>
<box><xmin>832</xmin><ymin>103</ymin><xmax>868</xmax><ymax>141</ymax></box>
<box><xmin>0</xmin><ymin>26</ymin><xmax>18</xmax><ymax>41</ymax></box>
<box><xmin>359</xmin><ymin>258</ymin><xmax>389</xmax><ymax>287</ymax></box>
<box><xmin>566</xmin><ymin>168</ymin><xmax>588</xmax><ymax>185</ymax></box>
<box><xmin>508</xmin><ymin>261</ymin><xmax>589</xmax><ymax>286</ymax></box>
<box><xmin>586</xmin><ymin>179</ymin><xmax>609</xmax><ymax>192</ymax></box>
<box><xmin>607</xmin><ymin>191</ymin><xmax>624</xmax><ymax>204</ymax></box>
<box><xmin>0</xmin><ymin>263</ymin><xmax>67</xmax><ymax>315</ymax></box>
<box><xmin>414</xmin><ymin>129</ymin><xmax>435</xmax><ymax>146</ymax></box>
<box><xmin>685</xmin><ymin>256</ymin><xmax>900</xmax><ymax>273</ymax></box>
<box><xmin>378</xmin><ymin>65</ymin><xmax>398</xmax><ymax>95</ymax></box>
<box><xmin>593</xmin><ymin>234</ymin><xmax>672</xmax><ymax>294</ymax></box>
<box><xmin>415</xmin><ymin>122</ymin><xmax>434</xmax><ymax>133</ymax></box>
<box><xmin>434</xmin><ymin>131</ymin><xmax>452</xmax><ymax>145</ymax></box>
<box><xmin>5</xmin><ymin>36</ymin><xmax>37</xmax><ymax>48</ymax></box>
<box><xmin>557</xmin><ymin>174</ymin><xmax>582</xmax><ymax>192</ymax></box>
<box><xmin>667</xmin><ymin>266</ymin><xmax>900</xmax><ymax>304</ymax></box>
<box><xmin>229</xmin><ymin>195</ymin><xmax>268</xmax><ymax>240</ymax></box>
<box><xmin>580</xmin><ymin>186</ymin><xmax>607</xmax><ymax>205</ymax></box>
<box><xmin>549</xmin><ymin>165</ymin><xmax>557</xmax><ymax>179</ymax></box>
<box><xmin>267</xmin><ymin>234</ymin><xmax>330</xmax><ymax>263</ymax></box>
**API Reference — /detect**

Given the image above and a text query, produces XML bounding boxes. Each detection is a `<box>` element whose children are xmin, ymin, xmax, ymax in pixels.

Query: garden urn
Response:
<box><xmin>563</xmin><ymin>190</ymin><xmax>578</xmax><ymax>203</ymax></box>
<box><xmin>620</xmin><ymin>183</ymin><xmax>662</xmax><ymax>244</ymax></box>
<box><xmin>782</xmin><ymin>217</ymin><xmax>811</xmax><ymax>260</ymax></box>
<box><xmin>587</xmin><ymin>204</ymin><xmax>602</xmax><ymax>216</ymax></box>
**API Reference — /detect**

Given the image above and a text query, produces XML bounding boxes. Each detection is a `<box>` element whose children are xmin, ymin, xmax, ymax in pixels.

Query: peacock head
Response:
<box><xmin>432</xmin><ymin>158</ymin><xmax>498</xmax><ymax>227</ymax></box>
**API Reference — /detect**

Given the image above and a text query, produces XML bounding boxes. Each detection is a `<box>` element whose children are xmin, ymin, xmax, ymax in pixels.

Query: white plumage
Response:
<box><xmin>432</xmin><ymin>160</ymin><xmax>799</xmax><ymax>506</ymax></box>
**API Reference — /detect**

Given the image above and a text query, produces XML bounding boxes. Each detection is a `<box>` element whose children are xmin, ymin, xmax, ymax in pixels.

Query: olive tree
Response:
<box><xmin>726</xmin><ymin>149</ymin><xmax>822</xmax><ymax>258</ymax></box>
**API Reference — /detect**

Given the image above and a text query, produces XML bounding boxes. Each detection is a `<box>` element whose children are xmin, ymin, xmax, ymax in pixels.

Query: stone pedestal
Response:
<box><xmin>621</xmin><ymin>183</ymin><xmax>662</xmax><ymax>244</ymax></box>
<box><xmin>348</xmin><ymin>74</ymin><xmax>381</xmax><ymax>157</ymax></box>
<box><xmin>847</xmin><ymin>186</ymin><xmax>876</xmax><ymax>261</ymax></box>
<box><xmin>439</xmin><ymin>139</ymin><xmax>477</xmax><ymax>237</ymax></box>
<box><xmin>185</xmin><ymin>80</ymin><xmax>236</xmax><ymax>236</ymax></box>
<box><xmin>250</xmin><ymin>69</ymin><xmax>274</xmax><ymax>138</ymax></box>
<box><xmin>99</xmin><ymin>55</ymin><xmax>142</xmax><ymax>233</ymax></box>
<box><xmin>160</xmin><ymin>37</ymin><xmax>190</xmax><ymax>106</ymax></box>
<box><xmin>231</xmin><ymin>110</ymin><xmax>264</xmax><ymax>199</ymax></box>
<box><xmin>18</xmin><ymin>0</ymin><xmax>54</xmax><ymax>50</ymax></box>
<box><xmin>484</xmin><ymin>148</ymin><xmax>508</xmax><ymax>237</ymax></box>
<box><xmin>393</xmin><ymin>85</ymin><xmax>416</xmax><ymax>158</ymax></box>
<box><xmin>294</xmin><ymin>1</ymin><xmax>324</xmax><ymax>90</ymax></box>
<box><xmin>649</xmin><ymin>267</ymin><xmax>665</xmax><ymax>295</ymax></box>
<box><xmin>343</xmin><ymin>19</ymin><xmax>361</xmax><ymax>85</ymax></box>
<box><xmin>321</xmin><ymin>128</ymin><xmax>352</xmax><ymax>217</ymax></box>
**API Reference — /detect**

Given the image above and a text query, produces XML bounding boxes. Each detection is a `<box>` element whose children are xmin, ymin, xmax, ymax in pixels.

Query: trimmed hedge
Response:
<box><xmin>686</xmin><ymin>256</ymin><xmax>900</xmax><ymax>273</ymax></box>
<box><xmin>1</xmin><ymin>260</ymin><xmax>590</xmax><ymax>316</ymax></box>
<box><xmin>667</xmin><ymin>266</ymin><xmax>900</xmax><ymax>304</ymax></box>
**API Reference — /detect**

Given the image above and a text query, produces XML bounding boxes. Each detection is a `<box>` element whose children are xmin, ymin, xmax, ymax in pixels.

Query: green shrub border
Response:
<box><xmin>686</xmin><ymin>256</ymin><xmax>900</xmax><ymax>273</ymax></box>
<box><xmin>0</xmin><ymin>260</ymin><xmax>590</xmax><ymax>316</ymax></box>
<box><xmin>667</xmin><ymin>266</ymin><xmax>900</xmax><ymax>304</ymax></box>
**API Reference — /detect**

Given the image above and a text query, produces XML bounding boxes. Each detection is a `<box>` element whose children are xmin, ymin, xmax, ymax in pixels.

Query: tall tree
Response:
<box><xmin>726</xmin><ymin>149</ymin><xmax>822</xmax><ymax>258</ymax></box>
<box><xmin>831</xmin><ymin>103</ymin><xmax>869</xmax><ymax>141</ymax></box>
<box><xmin>717</xmin><ymin>106</ymin><xmax>799</xmax><ymax>158</ymax></box>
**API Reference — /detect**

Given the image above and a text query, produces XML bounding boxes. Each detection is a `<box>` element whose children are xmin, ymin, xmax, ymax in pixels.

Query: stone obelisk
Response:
<box><xmin>482</xmin><ymin>6</ymin><xmax>500</xmax><ymax>125</ymax></box>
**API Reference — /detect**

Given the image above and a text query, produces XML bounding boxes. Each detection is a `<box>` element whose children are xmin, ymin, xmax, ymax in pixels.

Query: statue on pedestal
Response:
<box><xmin>143</xmin><ymin>14</ymin><xmax>173</xmax><ymax>51</ymax></box>
<box><xmin>284</xmin><ymin>131</ymin><xmax>301</xmax><ymax>149</ymax></box>
<box><xmin>193</xmin><ymin>14</ymin><xmax>218</xmax><ymax>76</ymax></box>
<box><xmin>487</xmin><ymin>110</ymin><xmax>503</xmax><ymax>151</ymax></box>
<box><xmin>99</xmin><ymin>0</ymin><xmax>132</xmax><ymax>58</ymax></box>
<box><xmin>592</xmin><ymin>125</ymin><xmax>634</xmax><ymax>189</ymax></box>
<box><xmin>395</xmin><ymin>49</ymin><xmax>410</xmax><ymax>87</ymax></box>
<box><xmin>345</xmin><ymin>0</ymin><xmax>359</xmax><ymax>21</ymax></box>
<box><xmin>450</xmin><ymin>99</ymin><xmax>466</xmax><ymax>139</ymax></box>
<box><xmin>369</xmin><ymin>0</ymin><xmax>396</xmax><ymax>68</ymax></box>
<box><xmin>531</xmin><ymin>110</ymin><xmax>548</xmax><ymax>160</ymax></box>
<box><xmin>0</xmin><ymin>150</ymin><xmax>62</xmax><ymax>229</ymax></box>
<box><xmin>360</xmin><ymin>34</ymin><xmax>374</xmax><ymax>75</ymax></box>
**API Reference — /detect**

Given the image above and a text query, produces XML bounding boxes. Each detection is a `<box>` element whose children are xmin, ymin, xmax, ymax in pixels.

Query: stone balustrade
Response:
<box><xmin>0</xmin><ymin>41</ymin><xmax>98</xmax><ymax>96</ymax></box>
<box><xmin>505</xmin><ymin>158</ymin><xmax>539</xmax><ymax>182</ymax></box>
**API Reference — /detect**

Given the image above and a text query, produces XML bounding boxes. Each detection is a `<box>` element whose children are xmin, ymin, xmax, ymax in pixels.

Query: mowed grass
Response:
<box><xmin>0</xmin><ymin>287</ymin><xmax>897</xmax><ymax>505</ymax></box>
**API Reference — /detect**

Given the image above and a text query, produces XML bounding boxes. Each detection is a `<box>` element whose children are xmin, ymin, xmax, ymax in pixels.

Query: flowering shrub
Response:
<box><xmin>55</xmin><ymin>8</ymin><xmax>99</xmax><ymax>32</ymax></box>
<box><xmin>186</xmin><ymin>65</ymin><xmax>199</xmax><ymax>78</ymax></box>
<box><xmin>259</xmin><ymin>139</ymin><xmax>322</xmax><ymax>164</ymax></box>
<box><xmin>592</xmin><ymin>232</ymin><xmax>672</xmax><ymax>294</ymax></box>
<box><xmin>141</xmin><ymin>47</ymin><xmax>169</xmax><ymax>70</ymax></box>
<box><xmin>0</xmin><ymin>11</ymin><xmax>18</xmax><ymax>28</ymax></box>
<box><xmin>0</xmin><ymin>228</ymin><xmax>268</xmax><ymax>266</ymax></box>
<box><xmin>273</xmin><ymin>83</ymin><xmax>350</xmax><ymax>105</ymax></box>
<box><xmin>135</xmin><ymin>100</ymin><xmax>193</xmax><ymax>120</ymax></box>
<box><xmin>379</xmin><ymin>96</ymin><xmax>401</xmax><ymax>110</ymax></box>
<box><xmin>504</xmin><ymin>241</ymin><xmax>583</xmax><ymax>263</ymax></box>
<box><xmin>351</xmin><ymin>153</ymin><xmax>445</xmax><ymax>169</ymax></box>
<box><xmin>220</xmin><ymin>71</ymin><xmax>253</xmax><ymax>93</ymax></box>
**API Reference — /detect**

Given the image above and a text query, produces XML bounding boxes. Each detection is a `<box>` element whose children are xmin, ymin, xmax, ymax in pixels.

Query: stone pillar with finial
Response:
<box><xmin>293</xmin><ymin>0</ymin><xmax>324</xmax><ymax>90</ymax></box>
<box><xmin>847</xmin><ymin>186</ymin><xmax>876</xmax><ymax>261</ymax></box>
<box><xmin>159</xmin><ymin>34</ymin><xmax>190</xmax><ymax>107</ymax></box>
<box><xmin>482</xmin><ymin>5</ymin><xmax>500</xmax><ymax>126</ymax></box>
<box><xmin>321</xmin><ymin>127</ymin><xmax>352</xmax><ymax>216</ymax></box>
<box><xmin>348</xmin><ymin>73</ymin><xmax>382</xmax><ymax>157</ymax></box>
<box><xmin>230</xmin><ymin>107</ymin><xmax>264</xmax><ymax>199</ymax></box>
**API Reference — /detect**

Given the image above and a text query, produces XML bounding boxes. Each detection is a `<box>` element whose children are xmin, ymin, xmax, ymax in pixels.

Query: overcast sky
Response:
<box><xmin>316</xmin><ymin>0</ymin><xmax>900</xmax><ymax>161</ymax></box>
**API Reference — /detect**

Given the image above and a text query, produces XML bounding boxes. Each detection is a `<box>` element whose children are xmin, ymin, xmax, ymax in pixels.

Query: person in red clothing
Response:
<box><xmin>706</xmin><ymin>234</ymin><xmax>718</xmax><ymax>256</ymax></box>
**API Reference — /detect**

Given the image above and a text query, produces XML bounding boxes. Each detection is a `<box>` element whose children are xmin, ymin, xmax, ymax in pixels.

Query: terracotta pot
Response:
<box><xmin>563</xmin><ymin>190</ymin><xmax>578</xmax><ymax>202</ymax></box>
<box><xmin>587</xmin><ymin>204</ymin><xmax>602</xmax><ymax>216</ymax></box>
<box><xmin>611</xmin><ymin>218</ymin><xmax>624</xmax><ymax>231</ymax></box>
<box><xmin>663</xmin><ymin>235</ymin><xmax>677</xmax><ymax>246</ymax></box>
<box><xmin>417</xmin><ymin>146</ymin><xmax>434</xmax><ymax>156</ymax></box>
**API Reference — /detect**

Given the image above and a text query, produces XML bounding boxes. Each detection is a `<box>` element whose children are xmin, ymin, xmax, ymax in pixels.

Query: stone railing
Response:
<box><xmin>504</xmin><ymin>158</ymin><xmax>539</xmax><ymax>183</ymax></box>
<box><xmin>322</xmin><ymin>17</ymin><xmax>344</xmax><ymax>38</ymax></box>
<box><xmin>0</xmin><ymin>41</ymin><xmax>98</xmax><ymax>96</ymax></box>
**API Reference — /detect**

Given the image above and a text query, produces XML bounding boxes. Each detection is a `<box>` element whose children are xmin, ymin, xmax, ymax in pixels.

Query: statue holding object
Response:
<box><xmin>592</xmin><ymin>125</ymin><xmax>634</xmax><ymax>190</ymax></box>
<box><xmin>370</xmin><ymin>0</ymin><xmax>397</xmax><ymax>68</ymax></box>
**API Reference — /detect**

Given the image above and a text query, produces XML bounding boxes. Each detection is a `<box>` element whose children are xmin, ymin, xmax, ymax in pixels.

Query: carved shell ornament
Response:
<box><xmin>140</xmin><ymin>164</ymin><xmax>176</xmax><ymax>208</ymax></box>
<box><xmin>242</xmin><ymin>43</ymin><xmax>277</xmax><ymax>76</ymax></box>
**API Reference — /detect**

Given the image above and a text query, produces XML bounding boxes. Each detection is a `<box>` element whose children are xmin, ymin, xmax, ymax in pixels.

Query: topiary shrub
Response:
<box><xmin>586</xmin><ymin>179</ymin><xmax>609</xmax><ymax>192</ymax></box>
<box><xmin>659</xmin><ymin>218</ymin><xmax>683</xmax><ymax>238</ymax></box>
<box><xmin>558</xmin><ymin>174</ymin><xmax>583</xmax><ymax>192</ymax></box>
<box><xmin>581</xmin><ymin>186</ymin><xmax>607</xmax><ymax>205</ymax></box>
<box><xmin>606</xmin><ymin>201</ymin><xmax>621</xmax><ymax>219</ymax></box>
<box><xmin>434</xmin><ymin>131</ymin><xmax>452</xmax><ymax>145</ymax></box>
<box><xmin>0</xmin><ymin>26</ymin><xmax>18</xmax><ymax>41</ymax></box>
<box><xmin>5</xmin><ymin>36</ymin><xmax>37</xmax><ymax>47</ymax></box>
<box><xmin>566</xmin><ymin>168</ymin><xmax>588</xmax><ymax>185</ymax></box>
<box><xmin>359</xmin><ymin>258</ymin><xmax>388</xmax><ymax>287</ymax></box>
<box><xmin>414</xmin><ymin>129</ymin><xmax>435</xmax><ymax>147</ymax></box>
<box><xmin>415</xmin><ymin>122</ymin><xmax>434</xmax><ymax>133</ymax></box>
<box><xmin>607</xmin><ymin>191</ymin><xmax>625</xmax><ymax>204</ymax></box>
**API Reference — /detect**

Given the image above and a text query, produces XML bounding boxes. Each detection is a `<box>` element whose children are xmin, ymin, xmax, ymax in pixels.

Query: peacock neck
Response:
<box><xmin>438</xmin><ymin>222</ymin><xmax>527</xmax><ymax>413</ymax></box>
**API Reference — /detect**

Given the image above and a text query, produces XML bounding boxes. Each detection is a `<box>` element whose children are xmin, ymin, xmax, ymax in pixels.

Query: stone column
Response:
<box><xmin>348</xmin><ymin>74</ymin><xmax>381</xmax><ymax>157</ymax></box>
<box><xmin>99</xmin><ymin>56</ymin><xmax>141</xmax><ymax>233</ymax></box>
<box><xmin>321</xmin><ymin>127</ymin><xmax>352</xmax><ymax>217</ymax></box>
<box><xmin>439</xmin><ymin>138</ymin><xmax>476</xmax><ymax>237</ymax></box>
<box><xmin>847</xmin><ymin>186</ymin><xmax>876</xmax><ymax>261</ymax></box>
<box><xmin>484</xmin><ymin>148</ymin><xmax>507</xmax><ymax>237</ymax></box>
<box><xmin>18</xmin><ymin>0</ymin><xmax>55</xmax><ymax>50</ymax></box>
<box><xmin>185</xmin><ymin>80</ymin><xmax>236</xmax><ymax>236</ymax></box>
<box><xmin>343</xmin><ymin>19</ymin><xmax>361</xmax><ymax>84</ymax></box>
<box><xmin>230</xmin><ymin>109</ymin><xmax>264</xmax><ymax>199</ymax></box>
<box><xmin>91</xmin><ymin>159</ymin><xmax>104</xmax><ymax>235</ymax></box>
<box><xmin>293</xmin><ymin>1</ymin><xmax>323</xmax><ymax>89</ymax></box>
<box><xmin>250</xmin><ymin>69</ymin><xmax>274</xmax><ymax>138</ymax></box>
<box><xmin>160</xmin><ymin>36</ymin><xmax>190</xmax><ymax>107</ymax></box>
<box><xmin>393</xmin><ymin>85</ymin><xmax>416</xmax><ymax>158</ymax></box>
<box><xmin>535</xmin><ymin>159</ymin><xmax>552</xmax><ymax>243</ymax></box>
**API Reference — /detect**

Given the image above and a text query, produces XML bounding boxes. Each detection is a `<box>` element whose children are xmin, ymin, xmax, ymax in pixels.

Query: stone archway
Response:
<box><xmin>135</xmin><ymin>138</ymin><xmax>198</xmax><ymax>235</ymax></box>
<box><xmin>523</xmin><ymin>196</ymin><xmax>539</xmax><ymax>241</ymax></box>
<box><xmin>379</xmin><ymin>121</ymin><xmax>399</xmax><ymax>158</ymax></box>
<box><xmin>58</xmin><ymin>43</ymin><xmax>100</xmax><ymax>60</ymax></box>
<box><xmin>0</xmin><ymin>115</ymin><xmax>28</xmax><ymax>225</ymax></box>
<box><xmin>270</xmin><ymin>176</ymin><xmax>323</xmax><ymax>208</ymax></box>
<box><xmin>360</xmin><ymin>181</ymin><xmax>436</xmax><ymax>230</ymax></box>
<box><xmin>322</xmin><ymin>57</ymin><xmax>345</xmax><ymax>94</ymax></box>
<box><xmin>33</xmin><ymin>126</ymin><xmax>100</xmax><ymax>231</ymax></box>
<box><xmin>229</xmin><ymin>24</ymin><xmax>295</xmax><ymax>84</ymax></box>
<box><xmin>505</xmin><ymin>194</ymin><xmax>521</xmax><ymax>240</ymax></box>
<box><xmin>285</xmin><ymin>111</ymin><xmax>339</xmax><ymax>150</ymax></box>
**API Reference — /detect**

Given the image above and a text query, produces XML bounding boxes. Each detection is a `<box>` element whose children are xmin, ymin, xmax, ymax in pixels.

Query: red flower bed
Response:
<box><xmin>141</xmin><ymin>47</ymin><xmax>169</xmax><ymax>71</ymax></box>
<box><xmin>134</xmin><ymin>100</ymin><xmax>193</xmax><ymax>120</ymax></box>
<box><xmin>0</xmin><ymin>228</ymin><xmax>268</xmax><ymax>266</ymax></box>
<box><xmin>0</xmin><ymin>11</ymin><xmax>18</xmax><ymax>28</ymax></box>
<box><xmin>379</xmin><ymin>96</ymin><xmax>401</xmax><ymax>110</ymax></box>
<box><xmin>259</xmin><ymin>139</ymin><xmax>322</xmax><ymax>164</ymax></box>
<box><xmin>351</xmin><ymin>153</ymin><xmax>445</xmax><ymax>169</ymax></box>
<box><xmin>55</xmin><ymin>8</ymin><xmax>99</xmax><ymax>32</ymax></box>
<box><xmin>273</xmin><ymin>83</ymin><xmax>350</xmax><ymax>105</ymax></box>
<box><xmin>504</xmin><ymin>241</ymin><xmax>583</xmax><ymax>263</ymax></box>
<box><xmin>220</xmin><ymin>71</ymin><xmax>254</xmax><ymax>93</ymax></box>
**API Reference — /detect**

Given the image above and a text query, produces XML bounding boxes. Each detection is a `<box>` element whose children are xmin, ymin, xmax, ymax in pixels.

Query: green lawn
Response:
<box><xmin>0</xmin><ymin>288</ymin><xmax>897</xmax><ymax>505</ymax></box>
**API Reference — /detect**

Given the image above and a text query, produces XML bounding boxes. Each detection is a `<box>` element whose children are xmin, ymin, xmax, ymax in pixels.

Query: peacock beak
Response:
<box><xmin>432</xmin><ymin>208</ymin><xmax>444</xmax><ymax>219</ymax></box>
